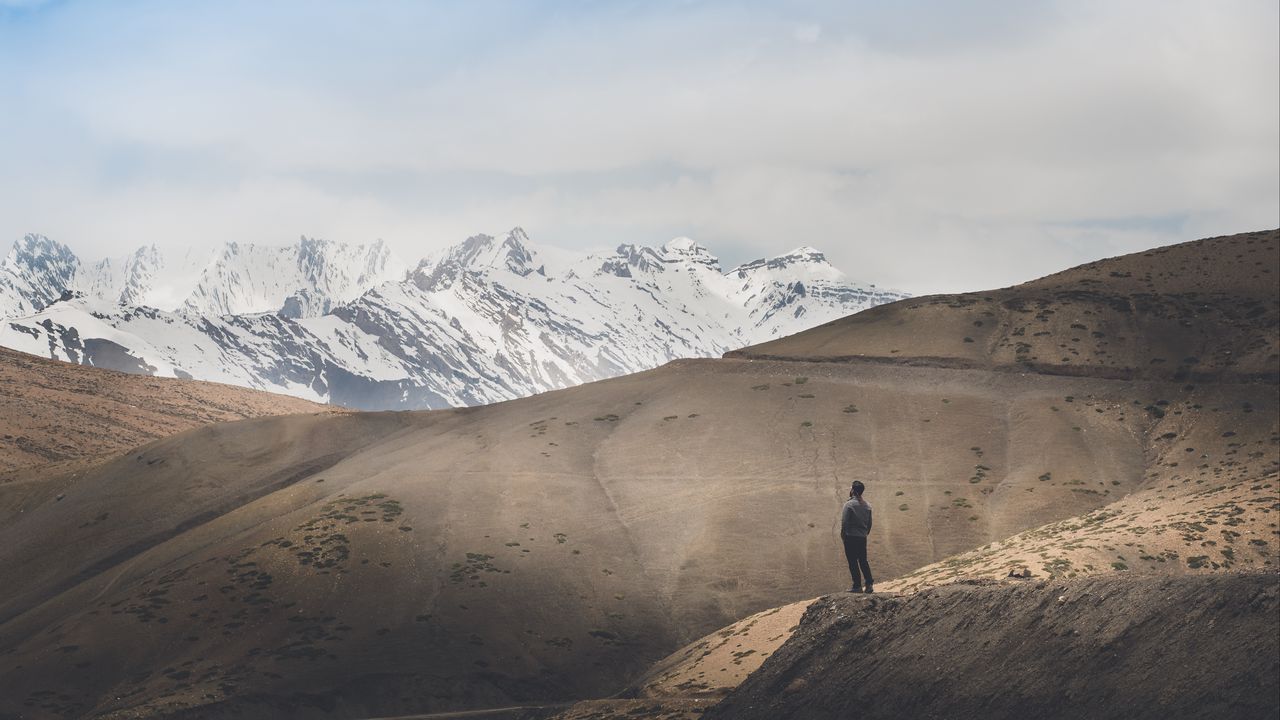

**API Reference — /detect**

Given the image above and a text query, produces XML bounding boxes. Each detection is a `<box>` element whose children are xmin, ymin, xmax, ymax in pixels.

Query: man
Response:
<box><xmin>840</xmin><ymin>480</ymin><xmax>874</xmax><ymax>593</ymax></box>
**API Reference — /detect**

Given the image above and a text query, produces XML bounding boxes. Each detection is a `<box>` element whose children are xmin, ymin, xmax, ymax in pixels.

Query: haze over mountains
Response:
<box><xmin>0</xmin><ymin>230</ymin><xmax>1273</xmax><ymax>719</ymax></box>
<box><xmin>0</xmin><ymin>229</ymin><xmax>905</xmax><ymax>409</ymax></box>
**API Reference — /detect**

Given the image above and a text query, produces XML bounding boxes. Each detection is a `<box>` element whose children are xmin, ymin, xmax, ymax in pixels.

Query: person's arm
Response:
<box><xmin>867</xmin><ymin>505</ymin><xmax>873</xmax><ymax>534</ymax></box>
<box><xmin>840</xmin><ymin>502</ymin><xmax>853</xmax><ymax>535</ymax></box>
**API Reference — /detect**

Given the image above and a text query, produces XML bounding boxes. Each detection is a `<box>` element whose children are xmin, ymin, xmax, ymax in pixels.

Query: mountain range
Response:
<box><xmin>0</xmin><ymin>229</ymin><xmax>906</xmax><ymax>409</ymax></box>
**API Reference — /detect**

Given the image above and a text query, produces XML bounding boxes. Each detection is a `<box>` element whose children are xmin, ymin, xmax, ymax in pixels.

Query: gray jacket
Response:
<box><xmin>841</xmin><ymin>498</ymin><xmax>873</xmax><ymax>537</ymax></box>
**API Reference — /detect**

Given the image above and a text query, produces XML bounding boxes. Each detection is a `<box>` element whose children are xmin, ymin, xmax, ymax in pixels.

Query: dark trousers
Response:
<box><xmin>842</xmin><ymin>535</ymin><xmax>873</xmax><ymax>588</ymax></box>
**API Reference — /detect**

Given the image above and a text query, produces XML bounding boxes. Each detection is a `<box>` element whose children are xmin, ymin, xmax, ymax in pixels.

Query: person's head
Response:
<box><xmin>851</xmin><ymin>480</ymin><xmax>865</xmax><ymax>499</ymax></box>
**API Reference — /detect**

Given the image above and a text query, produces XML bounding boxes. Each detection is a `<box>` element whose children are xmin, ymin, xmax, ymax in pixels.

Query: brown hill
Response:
<box><xmin>730</xmin><ymin>228</ymin><xmax>1278</xmax><ymax>384</ymax></box>
<box><xmin>0</xmin><ymin>230</ymin><xmax>1276</xmax><ymax>719</ymax></box>
<box><xmin>0</xmin><ymin>346</ymin><xmax>334</xmax><ymax>476</ymax></box>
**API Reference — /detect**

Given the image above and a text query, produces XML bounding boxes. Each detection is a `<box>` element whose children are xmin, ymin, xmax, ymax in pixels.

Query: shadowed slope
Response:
<box><xmin>704</xmin><ymin>573</ymin><xmax>1280</xmax><ymax>720</ymax></box>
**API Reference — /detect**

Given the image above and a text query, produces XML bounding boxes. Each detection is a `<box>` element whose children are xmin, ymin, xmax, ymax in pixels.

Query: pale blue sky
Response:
<box><xmin>1</xmin><ymin>0</ymin><xmax>1277</xmax><ymax>293</ymax></box>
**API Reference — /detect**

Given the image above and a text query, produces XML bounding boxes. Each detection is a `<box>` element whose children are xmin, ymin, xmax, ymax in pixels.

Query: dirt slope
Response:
<box><xmin>0</xmin><ymin>345</ymin><xmax>333</xmax><ymax>475</ymax></box>
<box><xmin>704</xmin><ymin>572</ymin><xmax>1280</xmax><ymax>720</ymax></box>
<box><xmin>0</xmin><ymin>230</ymin><xmax>1275</xmax><ymax>719</ymax></box>
<box><xmin>7</xmin><ymin>361</ymin><xmax>1192</xmax><ymax>719</ymax></box>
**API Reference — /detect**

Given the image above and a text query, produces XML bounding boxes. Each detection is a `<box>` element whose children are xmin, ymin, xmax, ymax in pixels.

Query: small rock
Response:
<box><xmin>1057</xmin><ymin>595</ymin><xmax>1067</xmax><ymax>604</ymax></box>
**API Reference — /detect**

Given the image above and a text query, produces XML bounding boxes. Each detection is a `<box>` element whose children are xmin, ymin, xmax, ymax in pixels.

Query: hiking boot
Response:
<box><xmin>863</xmin><ymin>585</ymin><xmax>875</xmax><ymax>594</ymax></box>
<box><xmin>849</xmin><ymin>585</ymin><xmax>862</xmax><ymax>593</ymax></box>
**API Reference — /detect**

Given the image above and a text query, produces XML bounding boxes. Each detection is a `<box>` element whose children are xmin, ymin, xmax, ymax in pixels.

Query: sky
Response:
<box><xmin>0</xmin><ymin>0</ymin><xmax>1276</xmax><ymax>295</ymax></box>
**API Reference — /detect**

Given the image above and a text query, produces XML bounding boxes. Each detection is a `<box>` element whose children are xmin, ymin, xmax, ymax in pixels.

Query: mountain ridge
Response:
<box><xmin>0</xmin><ymin>228</ymin><xmax>908</xmax><ymax>409</ymax></box>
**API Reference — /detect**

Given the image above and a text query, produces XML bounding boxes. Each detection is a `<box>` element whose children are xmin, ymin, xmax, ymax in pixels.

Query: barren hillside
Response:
<box><xmin>733</xmin><ymin>229</ymin><xmax>1277</xmax><ymax>383</ymax></box>
<box><xmin>704</xmin><ymin>573</ymin><xmax>1279</xmax><ymax>720</ymax></box>
<box><xmin>0</xmin><ymin>346</ymin><xmax>333</xmax><ymax>476</ymax></box>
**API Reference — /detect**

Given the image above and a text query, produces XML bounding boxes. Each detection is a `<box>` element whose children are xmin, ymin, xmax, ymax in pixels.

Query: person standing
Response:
<box><xmin>840</xmin><ymin>480</ymin><xmax>874</xmax><ymax>593</ymax></box>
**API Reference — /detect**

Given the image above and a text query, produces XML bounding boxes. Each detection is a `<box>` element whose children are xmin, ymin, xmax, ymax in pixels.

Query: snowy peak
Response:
<box><xmin>6</xmin><ymin>233</ymin><xmax>79</xmax><ymax>276</ymax></box>
<box><xmin>598</xmin><ymin>244</ymin><xmax>667</xmax><ymax>278</ymax></box>
<box><xmin>413</xmin><ymin>227</ymin><xmax>546</xmax><ymax>291</ymax></box>
<box><xmin>117</xmin><ymin>245</ymin><xmax>164</xmax><ymax>306</ymax></box>
<box><xmin>296</xmin><ymin>236</ymin><xmax>398</xmax><ymax>286</ymax></box>
<box><xmin>183</xmin><ymin>236</ymin><xmax>407</xmax><ymax>317</ymax></box>
<box><xmin>731</xmin><ymin>246</ymin><xmax>833</xmax><ymax>275</ymax></box>
<box><xmin>1</xmin><ymin>233</ymin><xmax>407</xmax><ymax>320</ymax></box>
<box><xmin>661</xmin><ymin>236</ymin><xmax>722</xmax><ymax>272</ymax></box>
<box><xmin>0</xmin><ymin>234</ymin><xmax>82</xmax><ymax>316</ymax></box>
<box><xmin>593</xmin><ymin>237</ymin><xmax>723</xmax><ymax>281</ymax></box>
<box><xmin>82</xmin><ymin>244</ymin><xmax>168</xmax><ymax>307</ymax></box>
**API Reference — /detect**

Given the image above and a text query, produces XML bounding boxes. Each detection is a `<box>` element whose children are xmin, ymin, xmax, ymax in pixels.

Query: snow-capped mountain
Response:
<box><xmin>0</xmin><ymin>234</ymin><xmax>81</xmax><ymax>317</ymax></box>
<box><xmin>69</xmin><ymin>236</ymin><xmax>407</xmax><ymax>318</ymax></box>
<box><xmin>79</xmin><ymin>244</ymin><xmax>216</xmax><ymax>311</ymax></box>
<box><xmin>181</xmin><ymin>236</ymin><xmax>406</xmax><ymax>317</ymax></box>
<box><xmin>0</xmin><ymin>228</ymin><xmax>908</xmax><ymax>410</ymax></box>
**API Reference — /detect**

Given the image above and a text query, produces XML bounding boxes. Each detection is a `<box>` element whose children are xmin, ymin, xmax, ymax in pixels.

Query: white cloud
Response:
<box><xmin>0</xmin><ymin>0</ymin><xmax>1275</xmax><ymax>294</ymax></box>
